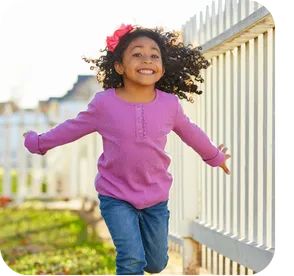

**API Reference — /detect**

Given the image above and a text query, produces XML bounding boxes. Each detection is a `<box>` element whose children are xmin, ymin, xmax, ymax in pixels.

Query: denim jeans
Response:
<box><xmin>98</xmin><ymin>194</ymin><xmax>170</xmax><ymax>275</ymax></box>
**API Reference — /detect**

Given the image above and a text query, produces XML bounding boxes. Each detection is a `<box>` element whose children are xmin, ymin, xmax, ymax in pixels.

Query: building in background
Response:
<box><xmin>39</xmin><ymin>75</ymin><xmax>102</xmax><ymax>123</ymax></box>
<box><xmin>0</xmin><ymin>101</ymin><xmax>20</xmax><ymax>115</ymax></box>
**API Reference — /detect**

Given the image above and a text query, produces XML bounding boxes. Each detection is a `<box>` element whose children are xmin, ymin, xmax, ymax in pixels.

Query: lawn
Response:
<box><xmin>0</xmin><ymin>203</ymin><xmax>116</xmax><ymax>275</ymax></box>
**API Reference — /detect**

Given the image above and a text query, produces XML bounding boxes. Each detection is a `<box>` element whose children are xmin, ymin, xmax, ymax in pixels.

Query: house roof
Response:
<box><xmin>0</xmin><ymin>101</ymin><xmax>19</xmax><ymax>114</ymax></box>
<box><xmin>39</xmin><ymin>75</ymin><xmax>100</xmax><ymax>105</ymax></box>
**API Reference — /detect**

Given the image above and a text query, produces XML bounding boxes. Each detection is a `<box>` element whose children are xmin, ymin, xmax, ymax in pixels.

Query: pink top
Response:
<box><xmin>24</xmin><ymin>88</ymin><xmax>225</xmax><ymax>209</ymax></box>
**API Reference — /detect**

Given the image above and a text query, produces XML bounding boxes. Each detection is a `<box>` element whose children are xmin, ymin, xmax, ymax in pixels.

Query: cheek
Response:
<box><xmin>157</xmin><ymin>60</ymin><xmax>164</xmax><ymax>69</ymax></box>
<box><xmin>158</xmin><ymin>65</ymin><xmax>165</xmax><ymax>75</ymax></box>
<box><xmin>124</xmin><ymin>59</ymin><xmax>137</xmax><ymax>68</ymax></box>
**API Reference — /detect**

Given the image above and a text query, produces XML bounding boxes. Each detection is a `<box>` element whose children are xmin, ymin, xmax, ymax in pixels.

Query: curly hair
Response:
<box><xmin>82</xmin><ymin>26</ymin><xmax>210</xmax><ymax>103</ymax></box>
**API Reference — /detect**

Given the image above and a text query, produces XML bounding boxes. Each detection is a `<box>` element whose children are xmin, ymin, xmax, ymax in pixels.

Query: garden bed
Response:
<box><xmin>0</xmin><ymin>202</ymin><xmax>116</xmax><ymax>275</ymax></box>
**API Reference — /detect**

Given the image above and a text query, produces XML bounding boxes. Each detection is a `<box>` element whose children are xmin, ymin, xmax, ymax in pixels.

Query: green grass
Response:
<box><xmin>0</xmin><ymin>204</ymin><xmax>116</xmax><ymax>275</ymax></box>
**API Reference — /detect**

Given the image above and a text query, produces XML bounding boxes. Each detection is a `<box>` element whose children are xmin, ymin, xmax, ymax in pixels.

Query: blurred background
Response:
<box><xmin>0</xmin><ymin>0</ymin><xmax>217</xmax><ymax>175</ymax></box>
<box><xmin>0</xmin><ymin>0</ymin><xmax>215</xmax><ymax>109</ymax></box>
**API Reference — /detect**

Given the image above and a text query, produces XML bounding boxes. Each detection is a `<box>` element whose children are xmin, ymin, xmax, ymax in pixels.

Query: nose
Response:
<box><xmin>142</xmin><ymin>57</ymin><xmax>152</xmax><ymax>64</ymax></box>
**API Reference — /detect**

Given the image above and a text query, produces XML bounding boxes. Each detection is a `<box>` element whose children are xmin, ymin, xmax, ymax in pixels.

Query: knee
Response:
<box><xmin>144</xmin><ymin>257</ymin><xmax>169</xmax><ymax>274</ymax></box>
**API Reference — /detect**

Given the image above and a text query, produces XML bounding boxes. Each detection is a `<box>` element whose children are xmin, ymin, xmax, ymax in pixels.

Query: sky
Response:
<box><xmin>0</xmin><ymin>0</ymin><xmax>220</xmax><ymax>108</ymax></box>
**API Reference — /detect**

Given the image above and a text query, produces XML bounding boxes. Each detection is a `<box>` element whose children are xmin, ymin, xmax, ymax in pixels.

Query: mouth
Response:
<box><xmin>138</xmin><ymin>69</ymin><xmax>155</xmax><ymax>75</ymax></box>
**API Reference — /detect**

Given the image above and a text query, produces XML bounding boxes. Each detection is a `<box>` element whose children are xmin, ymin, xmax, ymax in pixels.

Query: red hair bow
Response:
<box><xmin>106</xmin><ymin>24</ymin><xmax>133</xmax><ymax>52</ymax></box>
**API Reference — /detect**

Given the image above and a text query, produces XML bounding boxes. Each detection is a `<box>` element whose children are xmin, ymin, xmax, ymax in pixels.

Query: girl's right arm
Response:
<box><xmin>24</xmin><ymin>93</ymin><xmax>100</xmax><ymax>155</ymax></box>
<box><xmin>172</xmin><ymin>98</ymin><xmax>226</xmax><ymax>168</ymax></box>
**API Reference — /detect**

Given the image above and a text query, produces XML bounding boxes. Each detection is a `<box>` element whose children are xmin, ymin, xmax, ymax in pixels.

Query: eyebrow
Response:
<box><xmin>131</xmin><ymin>45</ymin><xmax>160</xmax><ymax>53</ymax></box>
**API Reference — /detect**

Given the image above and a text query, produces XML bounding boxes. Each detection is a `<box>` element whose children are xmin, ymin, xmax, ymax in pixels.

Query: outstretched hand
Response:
<box><xmin>218</xmin><ymin>144</ymin><xmax>231</xmax><ymax>175</ymax></box>
<box><xmin>23</xmin><ymin>131</ymin><xmax>30</xmax><ymax>138</ymax></box>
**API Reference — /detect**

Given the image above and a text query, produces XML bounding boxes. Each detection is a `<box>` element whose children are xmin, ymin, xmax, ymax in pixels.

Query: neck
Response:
<box><xmin>119</xmin><ymin>81</ymin><xmax>156</xmax><ymax>101</ymax></box>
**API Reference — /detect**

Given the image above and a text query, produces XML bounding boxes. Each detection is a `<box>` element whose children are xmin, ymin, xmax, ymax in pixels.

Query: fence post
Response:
<box><xmin>271</xmin><ymin>28</ymin><xmax>280</xmax><ymax>255</ymax></box>
<box><xmin>17</xmin><ymin>108</ymin><xmax>28</xmax><ymax>204</ymax></box>
<box><xmin>183</xmin><ymin>237</ymin><xmax>202</xmax><ymax>275</ymax></box>
<box><xmin>30</xmin><ymin>110</ymin><xmax>43</xmax><ymax>197</ymax></box>
<box><xmin>180</xmin><ymin>97</ymin><xmax>202</xmax><ymax>274</ymax></box>
<box><xmin>69</xmin><ymin>142</ymin><xmax>78</xmax><ymax>198</ymax></box>
<box><xmin>3</xmin><ymin>104</ymin><xmax>12</xmax><ymax>197</ymax></box>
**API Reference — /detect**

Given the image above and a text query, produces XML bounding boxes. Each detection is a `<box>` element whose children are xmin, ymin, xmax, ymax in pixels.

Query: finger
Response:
<box><xmin>223</xmin><ymin>165</ymin><xmax>230</xmax><ymax>175</ymax></box>
<box><xmin>223</xmin><ymin>147</ymin><xmax>228</xmax><ymax>153</ymax></box>
<box><xmin>225</xmin><ymin>154</ymin><xmax>231</xmax><ymax>160</ymax></box>
<box><xmin>218</xmin><ymin>144</ymin><xmax>224</xmax><ymax>150</ymax></box>
<box><xmin>224</xmin><ymin>168</ymin><xmax>231</xmax><ymax>174</ymax></box>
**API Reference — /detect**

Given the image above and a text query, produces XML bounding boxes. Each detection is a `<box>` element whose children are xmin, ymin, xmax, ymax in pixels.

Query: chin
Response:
<box><xmin>139</xmin><ymin>81</ymin><xmax>157</xmax><ymax>86</ymax></box>
<box><xmin>137</xmin><ymin>78</ymin><xmax>161</xmax><ymax>86</ymax></box>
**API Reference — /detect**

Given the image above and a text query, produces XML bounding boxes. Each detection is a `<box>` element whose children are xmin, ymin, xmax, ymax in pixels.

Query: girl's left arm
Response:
<box><xmin>172</xmin><ymin>99</ymin><xmax>226</xmax><ymax>167</ymax></box>
<box><xmin>24</xmin><ymin>94</ymin><xmax>100</xmax><ymax>155</ymax></box>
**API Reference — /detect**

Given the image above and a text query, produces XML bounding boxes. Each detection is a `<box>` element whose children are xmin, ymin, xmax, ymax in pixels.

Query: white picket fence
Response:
<box><xmin>166</xmin><ymin>0</ymin><xmax>275</xmax><ymax>274</ymax></box>
<box><xmin>0</xmin><ymin>104</ymin><xmax>100</xmax><ymax>203</ymax></box>
<box><xmin>0</xmin><ymin>0</ymin><xmax>275</xmax><ymax>274</ymax></box>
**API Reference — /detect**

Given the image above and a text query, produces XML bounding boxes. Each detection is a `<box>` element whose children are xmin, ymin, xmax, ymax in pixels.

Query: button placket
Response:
<box><xmin>141</xmin><ymin>106</ymin><xmax>146</xmax><ymax>138</ymax></box>
<box><xmin>135</xmin><ymin>105</ymin><xmax>146</xmax><ymax>139</ymax></box>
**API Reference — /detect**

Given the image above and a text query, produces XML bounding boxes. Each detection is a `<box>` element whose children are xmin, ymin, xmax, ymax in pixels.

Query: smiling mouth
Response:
<box><xmin>138</xmin><ymin>69</ymin><xmax>154</xmax><ymax>75</ymax></box>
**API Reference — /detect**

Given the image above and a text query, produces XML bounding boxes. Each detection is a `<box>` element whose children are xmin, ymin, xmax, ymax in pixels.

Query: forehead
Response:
<box><xmin>126</xmin><ymin>36</ymin><xmax>160</xmax><ymax>51</ymax></box>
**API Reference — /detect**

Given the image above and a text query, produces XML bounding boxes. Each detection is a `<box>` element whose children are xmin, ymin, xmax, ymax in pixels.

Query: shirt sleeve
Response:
<box><xmin>24</xmin><ymin>94</ymin><xmax>100</xmax><ymax>155</ymax></box>
<box><xmin>172</xmin><ymin>99</ymin><xmax>225</xmax><ymax>167</ymax></box>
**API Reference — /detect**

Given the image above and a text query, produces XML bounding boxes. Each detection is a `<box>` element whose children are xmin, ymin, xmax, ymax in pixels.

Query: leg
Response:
<box><xmin>98</xmin><ymin>194</ymin><xmax>147</xmax><ymax>275</ymax></box>
<box><xmin>139</xmin><ymin>200</ymin><xmax>170</xmax><ymax>274</ymax></box>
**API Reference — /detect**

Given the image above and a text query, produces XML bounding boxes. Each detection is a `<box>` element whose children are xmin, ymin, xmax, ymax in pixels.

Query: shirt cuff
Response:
<box><xmin>24</xmin><ymin>131</ymin><xmax>47</xmax><ymax>155</ymax></box>
<box><xmin>203</xmin><ymin>149</ymin><xmax>226</xmax><ymax>167</ymax></box>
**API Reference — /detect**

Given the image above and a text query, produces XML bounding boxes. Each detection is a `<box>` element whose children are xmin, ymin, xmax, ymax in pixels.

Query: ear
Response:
<box><xmin>114</xmin><ymin>61</ymin><xmax>124</xmax><ymax>75</ymax></box>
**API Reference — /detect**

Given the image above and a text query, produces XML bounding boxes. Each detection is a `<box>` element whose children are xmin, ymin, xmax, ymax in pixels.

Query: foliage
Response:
<box><xmin>0</xmin><ymin>205</ymin><xmax>116</xmax><ymax>275</ymax></box>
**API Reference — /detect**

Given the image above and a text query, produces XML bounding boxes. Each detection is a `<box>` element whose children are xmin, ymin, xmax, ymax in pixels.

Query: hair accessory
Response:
<box><xmin>106</xmin><ymin>24</ymin><xmax>134</xmax><ymax>52</ymax></box>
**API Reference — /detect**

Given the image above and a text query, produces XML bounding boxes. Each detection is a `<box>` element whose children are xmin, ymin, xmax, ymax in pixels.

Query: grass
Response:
<box><xmin>0</xmin><ymin>168</ymin><xmax>116</xmax><ymax>274</ymax></box>
<box><xmin>0</xmin><ymin>203</ymin><xmax>116</xmax><ymax>275</ymax></box>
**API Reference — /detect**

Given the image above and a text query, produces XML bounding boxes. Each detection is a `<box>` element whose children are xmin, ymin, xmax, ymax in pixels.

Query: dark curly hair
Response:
<box><xmin>82</xmin><ymin>26</ymin><xmax>210</xmax><ymax>103</ymax></box>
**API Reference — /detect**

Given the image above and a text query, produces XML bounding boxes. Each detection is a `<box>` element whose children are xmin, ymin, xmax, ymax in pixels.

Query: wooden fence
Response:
<box><xmin>166</xmin><ymin>0</ymin><xmax>275</xmax><ymax>274</ymax></box>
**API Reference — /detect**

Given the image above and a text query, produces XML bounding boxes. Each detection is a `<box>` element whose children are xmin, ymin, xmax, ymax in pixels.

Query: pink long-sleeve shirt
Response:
<box><xmin>24</xmin><ymin>88</ymin><xmax>225</xmax><ymax>209</ymax></box>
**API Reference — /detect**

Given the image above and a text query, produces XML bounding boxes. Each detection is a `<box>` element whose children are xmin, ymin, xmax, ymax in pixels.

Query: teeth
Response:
<box><xmin>139</xmin><ymin>70</ymin><xmax>154</xmax><ymax>74</ymax></box>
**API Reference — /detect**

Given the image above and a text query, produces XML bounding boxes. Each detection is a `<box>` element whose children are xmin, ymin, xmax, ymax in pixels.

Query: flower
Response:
<box><xmin>106</xmin><ymin>24</ymin><xmax>134</xmax><ymax>52</ymax></box>
<box><xmin>0</xmin><ymin>196</ymin><xmax>13</xmax><ymax>208</ymax></box>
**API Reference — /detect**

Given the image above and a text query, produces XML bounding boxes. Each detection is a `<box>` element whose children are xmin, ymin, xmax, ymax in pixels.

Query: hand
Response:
<box><xmin>23</xmin><ymin>131</ymin><xmax>31</xmax><ymax>138</ymax></box>
<box><xmin>218</xmin><ymin>144</ymin><xmax>231</xmax><ymax>175</ymax></box>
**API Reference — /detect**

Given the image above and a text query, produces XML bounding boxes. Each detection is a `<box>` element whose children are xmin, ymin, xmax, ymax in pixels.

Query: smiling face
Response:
<box><xmin>114</xmin><ymin>36</ymin><xmax>165</xmax><ymax>88</ymax></box>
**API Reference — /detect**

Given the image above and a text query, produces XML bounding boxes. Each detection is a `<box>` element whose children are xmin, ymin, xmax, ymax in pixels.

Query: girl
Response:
<box><xmin>24</xmin><ymin>24</ymin><xmax>231</xmax><ymax>275</ymax></box>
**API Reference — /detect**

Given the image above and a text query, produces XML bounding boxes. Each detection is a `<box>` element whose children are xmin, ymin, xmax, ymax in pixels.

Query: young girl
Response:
<box><xmin>24</xmin><ymin>24</ymin><xmax>231</xmax><ymax>275</ymax></box>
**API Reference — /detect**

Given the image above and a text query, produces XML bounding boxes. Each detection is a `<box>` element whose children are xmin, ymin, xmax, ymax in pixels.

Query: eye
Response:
<box><xmin>151</xmin><ymin>54</ymin><xmax>160</xmax><ymax>59</ymax></box>
<box><xmin>133</xmin><ymin>53</ymin><xmax>142</xmax><ymax>57</ymax></box>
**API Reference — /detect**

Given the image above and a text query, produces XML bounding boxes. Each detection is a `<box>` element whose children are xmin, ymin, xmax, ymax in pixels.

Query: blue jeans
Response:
<box><xmin>98</xmin><ymin>194</ymin><xmax>170</xmax><ymax>275</ymax></box>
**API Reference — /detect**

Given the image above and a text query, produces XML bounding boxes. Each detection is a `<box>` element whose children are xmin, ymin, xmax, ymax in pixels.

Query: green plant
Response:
<box><xmin>0</xmin><ymin>205</ymin><xmax>116</xmax><ymax>275</ymax></box>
